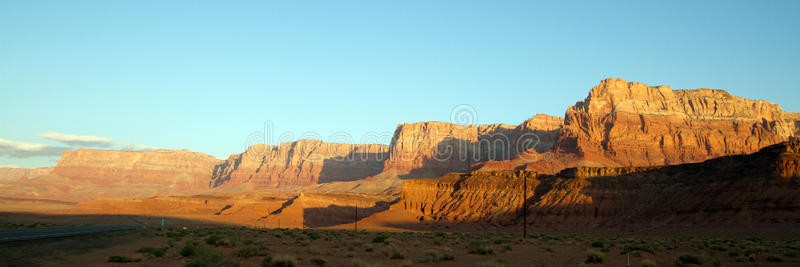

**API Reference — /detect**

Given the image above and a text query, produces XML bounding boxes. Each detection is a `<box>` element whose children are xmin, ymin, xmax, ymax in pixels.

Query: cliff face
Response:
<box><xmin>210</xmin><ymin>140</ymin><xmax>388</xmax><ymax>188</ymax></box>
<box><xmin>0</xmin><ymin>167</ymin><xmax>52</xmax><ymax>182</ymax></box>
<box><xmin>554</xmin><ymin>78</ymin><xmax>797</xmax><ymax>167</ymax></box>
<box><xmin>398</xmin><ymin>139</ymin><xmax>800</xmax><ymax>226</ymax></box>
<box><xmin>52</xmin><ymin>149</ymin><xmax>221</xmax><ymax>190</ymax></box>
<box><xmin>473</xmin><ymin>78</ymin><xmax>799</xmax><ymax>174</ymax></box>
<box><xmin>383</xmin><ymin>114</ymin><xmax>563</xmax><ymax>178</ymax></box>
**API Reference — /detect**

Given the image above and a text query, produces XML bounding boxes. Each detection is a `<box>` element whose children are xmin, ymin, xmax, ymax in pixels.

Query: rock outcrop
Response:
<box><xmin>52</xmin><ymin>149</ymin><xmax>221</xmax><ymax>190</ymax></box>
<box><xmin>399</xmin><ymin>139</ymin><xmax>800</xmax><ymax>226</ymax></box>
<box><xmin>0</xmin><ymin>167</ymin><xmax>52</xmax><ymax>182</ymax></box>
<box><xmin>383</xmin><ymin>114</ymin><xmax>563</xmax><ymax>178</ymax></box>
<box><xmin>481</xmin><ymin>78</ymin><xmax>799</xmax><ymax>173</ymax></box>
<box><xmin>210</xmin><ymin>140</ymin><xmax>389</xmax><ymax>188</ymax></box>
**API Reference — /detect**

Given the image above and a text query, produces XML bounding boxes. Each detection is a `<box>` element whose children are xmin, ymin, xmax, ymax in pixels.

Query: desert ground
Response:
<box><xmin>1</xmin><ymin>213</ymin><xmax>799</xmax><ymax>267</ymax></box>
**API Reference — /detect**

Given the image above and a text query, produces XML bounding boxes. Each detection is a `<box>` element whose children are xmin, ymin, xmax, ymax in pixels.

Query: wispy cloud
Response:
<box><xmin>122</xmin><ymin>143</ymin><xmax>159</xmax><ymax>152</ymax></box>
<box><xmin>0</xmin><ymin>164</ymin><xmax>22</xmax><ymax>168</ymax></box>
<box><xmin>0</xmin><ymin>138</ymin><xmax>68</xmax><ymax>158</ymax></box>
<box><xmin>37</xmin><ymin>132</ymin><xmax>115</xmax><ymax>147</ymax></box>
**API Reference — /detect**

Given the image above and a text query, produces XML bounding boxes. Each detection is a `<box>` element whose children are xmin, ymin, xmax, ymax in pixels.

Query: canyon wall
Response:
<box><xmin>0</xmin><ymin>167</ymin><xmax>52</xmax><ymax>182</ymax></box>
<box><xmin>477</xmin><ymin>78</ymin><xmax>800</xmax><ymax>174</ymax></box>
<box><xmin>52</xmin><ymin>149</ymin><xmax>221</xmax><ymax>190</ymax></box>
<box><xmin>556</xmin><ymin>78</ymin><xmax>798</xmax><ymax>166</ymax></box>
<box><xmin>210</xmin><ymin>140</ymin><xmax>389</xmax><ymax>188</ymax></box>
<box><xmin>399</xmin><ymin>139</ymin><xmax>800</xmax><ymax>226</ymax></box>
<box><xmin>383</xmin><ymin>114</ymin><xmax>562</xmax><ymax>178</ymax></box>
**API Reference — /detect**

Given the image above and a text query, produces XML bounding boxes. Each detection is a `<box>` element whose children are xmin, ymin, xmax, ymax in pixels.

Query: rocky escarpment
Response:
<box><xmin>383</xmin><ymin>114</ymin><xmax>562</xmax><ymax>178</ymax></box>
<box><xmin>52</xmin><ymin>149</ymin><xmax>221</xmax><ymax>190</ymax></box>
<box><xmin>399</xmin><ymin>139</ymin><xmax>800</xmax><ymax>226</ymax></box>
<box><xmin>0</xmin><ymin>167</ymin><xmax>52</xmax><ymax>182</ymax></box>
<box><xmin>480</xmin><ymin>78</ymin><xmax>799</xmax><ymax>174</ymax></box>
<box><xmin>210</xmin><ymin>140</ymin><xmax>388</xmax><ymax>188</ymax></box>
<box><xmin>557</xmin><ymin>78</ymin><xmax>798</xmax><ymax>166</ymax></box>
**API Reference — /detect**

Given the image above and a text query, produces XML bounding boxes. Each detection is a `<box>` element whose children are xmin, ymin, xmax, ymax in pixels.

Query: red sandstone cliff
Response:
<box><xmin>478</xmin><ymin>78</ymin><xmax>800</xmax><ymax>173</ymax></box>
<box><xmin>210</xmin><ymin>140</ymin><xmax>388</xmax><ymax>188</ymax></box>
<box><xmin>0</xmin><ymin>167</ymin><xmax>52</xmax><ymax>183</ymax></box>
<box><xmin>399</xmin><ymin>138</ymin><xmax>800</xmax><ymax>226</ymax></box>
<box><xmin>52</xmin><ymin>149</ymin><xmax>221</xmax><ymax>190</ymax></box>
<box><xmin>382</xmin><ymin>114</ymin><xmax>563</xmax><ymax>178</ymax></box>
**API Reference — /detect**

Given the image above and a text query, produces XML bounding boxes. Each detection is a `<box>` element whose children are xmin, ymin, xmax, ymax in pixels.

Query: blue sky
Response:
<box><xmin>1</xmin><ymin>0</ymin><xmax>799</xmax><ymax>168</ymax></box>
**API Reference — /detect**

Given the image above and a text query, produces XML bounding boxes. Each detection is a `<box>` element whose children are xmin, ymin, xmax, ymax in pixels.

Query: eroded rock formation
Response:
<box><xmin>52</xmin><ymin>149</ymin><xmax>221</xmax><ymax>190</ymax></box>
<box><xmin>210</xmin><ymin>140</ymin><xmax>389</xmax><ymax>188</ymax></box>
<box><xmin>383</xmin><ymin>114</ymin><xmax>563</xmax><ymax>178</ymax></box>
<box><xmin>480</xmin><ymin>78</ymin><xmax>799</xmax><ymax>173</ymax></box>
<box><xmin>399</xmin><ymin>139</ymin><xmax>800</xmax><ymax>226</ymax></box>
<box><xmin>0</xmin><ymin>167</ymin><xmax>52</xmax><ymax>182</ymax></box>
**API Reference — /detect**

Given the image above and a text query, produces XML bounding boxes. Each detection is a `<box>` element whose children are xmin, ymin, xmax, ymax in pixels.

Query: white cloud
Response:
<box><xmin>0</xmin><ymin>138</ymin><xmax>68</xmax><ymax>158</ymax></box>
<box><xmin>37</xmin><ymin>132</ymin><xmax>115</xmax><ymax>147</ymax></box>
<box><xmin>122</xmin><ymin>143</ymin><xmax>159</xmax><ymax>152</ymax></box>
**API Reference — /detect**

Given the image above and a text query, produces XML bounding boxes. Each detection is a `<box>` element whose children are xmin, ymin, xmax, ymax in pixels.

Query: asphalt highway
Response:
<box><xmin>0</xmin><ymin>225</ymin><xmax>141</xmax><ymax>243</ymax></box>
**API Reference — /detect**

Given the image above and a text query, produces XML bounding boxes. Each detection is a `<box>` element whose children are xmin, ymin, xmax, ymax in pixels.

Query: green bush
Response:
<box><xmin>136</xmin><ymin>246</ymin><xmax>166</xmax><ymax>257</ymax></box>
<box><xmin>676</xmin><ymin>254</ymin><xmax>702</xmax><ymax>265</ymax></box>
<box><xmin>468</xmin><ymin>240</ymin><xmax>494</xmax><ymax>255</ymax></box>
<box><xmin>782</xmin><ymin>249</ymin><xmax>799</xmax><ymax>257</ymax></box>
<box><xmin>640</xmin><ymin>259</ymin><xmax>657</xmax><ymax>267</ymax></box>
<box><xmin>236</xmin><ymin>245</ymin><xmax>265</xmax><ymax>258</ymax></box>
<box><xmin>767</xmin><ymin>255</ymin><xmax>783</xmax><ymax>262</ymax></box>
<box><xmin>205</xmin><ymin>235</ymin><xmax>223</xmax><ymax>245</ymax></box>
<box><xmin>308</xmin><ymin>232</ymin><xmax>321</xmax><ymax>240</ymax></box>
<box><xmin>372</xmin><ymin>234</ymin><xmax>389</xmax><ymax>243</ymax></box>
<box><xmin>262</xmin><ymin>255</ymin><xmax>298</xmax><ymax>267</ymax></box>
<box><xmin>391</xmin><ymin>251</ymin><xmax>405</xmax><ymax>259</ymax></box>
<box><xmin>421</xmin><ymin>249</ymin><xmax>454</xmax><ymax>263</ymax></box>
<box><xmin>107</xmin><ymin>255</ymin><xmax>140</xmax><ymax>263</ymax></box>
<box><xmin>311</xmin><ymin>257</ymin><xmax>327</xmax><ymax>266</ymax></box>
<box><xmin>181</xmin><ymin>241</ymin><xmax>202</xmax><ymax>257</ymax></box>
<box><xmin>585</xmin><ymin>250</ymin><xmax>604</xmax><ymax>263</ymax></box>
<box><xmin>183</xmin><ymin>246</ymin><xmax>237</xmax><ymax>267</ymax></box>
<box><xmin>591</xmin><ymin>239</ymin><xmax>612</xmax><ymax>248</ymax></box>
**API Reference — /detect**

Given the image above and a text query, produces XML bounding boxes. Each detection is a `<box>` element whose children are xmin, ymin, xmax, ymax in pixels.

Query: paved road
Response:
<box><xmin>0</xmin><ymin>225</ymin><xmax>141</xmax><ymax>243</ymax></box>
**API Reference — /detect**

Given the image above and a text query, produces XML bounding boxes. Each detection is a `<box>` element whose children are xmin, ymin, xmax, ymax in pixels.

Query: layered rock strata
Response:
<box><xmin>383</xmin><ymin>114</ymin><xmax>563</xmax><ymax>178</ymax></box>
<box><xmin>399</xmin><ymin>139</ymin><xmax>800</xmax><ymax>226</ymax></box>
<box><xmin>52</xmin><ymin>149</ymin><xmax>221</xmax><ymax>190</ymax></box>
<box><xmin>210</xmin><ymin>140</ymin><xmax>389</xmax><ymax>188</ymax></box>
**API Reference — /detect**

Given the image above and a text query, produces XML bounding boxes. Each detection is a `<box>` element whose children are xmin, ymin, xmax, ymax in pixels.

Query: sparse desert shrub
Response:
<box><xmin>468</xmin><ymin>240</ymin><xmax>494</xmax><ymax>255</ymax></box>
<box><xmin>391</xmin><ymin>251</ymin><xmax>405</xmax><ymax>259</ymax></box>
<box><xmin>710</xmin><ymin>244</ymin><xmax>727</xmax><ymax>251</ymax></box>
<box><xmin>420</xmin><ymin>249</ymin><xmax>454</xmax><ymax>263</ymax></box>
<box><xmin>494</xmin><ymin>237</ymin><xmax>510</xmax><ymax>244</ymax></box>
<box><xmin>478</xmin><ymin>261</ymin><xmax>505</xmax><ymax>267</ymax></box>
<box><xmin>372</xmin><ymin>233</ymin><xmax>389</xmax><ymax>243</ymax></box>
<box><xmin>585</xmin><ymin>250</ymin><xmax>604</xmax><ymax>264</ymax></box>
<box><xmin>641</xmin><ymin>259</ymin><xmax>657</xmax><ymax>267</ymax></box>
<box><xmin>204</xmin><ymin>235</ymin><xmax>223</xmax><ymax>245</ymax></box>
<box><xmin>767</xmin><ymin>255</ymin><xmax>783</xmax><ymax>262</ymax></box>
<box><xmin>591</xmin><ymin>239</ymin><xmax>612</xmax><ymax>249</ymax></box>
<box><xmin>311</xmin><ymin>257</ymin><xmax>327</xmax><ymax>266</ymax></box>
<box><xmin>676</xmin><ymin>254</ymin><xmax>702</xmax><ymax>265</ymax></box>
<box><xmin>308</xmin><ymin>232</ymin><xmax>321</xmax><ymax>240</ymax></box>
<box><xmin>728</xmin><ymin>249</ymin><xmax>740</xmax><ymax>257</ymax></box>
<box><xmin>136</xmin><ymin>246</ymin><xmax>166</xmax><ymax>257</ymax></box>
<box><xmin>236</xmin><ymin>245</ymin><xmax>265</xmax><ymax>258</ymax></box>
<box><xmin>107</xmin><ymin>255</ymin><xmax>140</xmax><ymax>263</ymax></box>
<box><xmin>262</xmin><ymin>255</ymin><xmax>298</xmax><ymax>267</ymax></box>
<box><xmin>182</xmin><ymin>243</ymin><xmax>237</xmax><ymax>267</ymax></box>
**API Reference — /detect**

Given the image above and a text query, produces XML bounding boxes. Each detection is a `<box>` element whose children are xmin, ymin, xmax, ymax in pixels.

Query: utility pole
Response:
<box><xmin>354</xmin><ymin>205</ymin><xmax>358</xmax><ymax>232</ymax></box>
<box><xmin>523</xmin><ymin>172</ymin><xmax>527</xmax><ymax>239</ymax></box>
